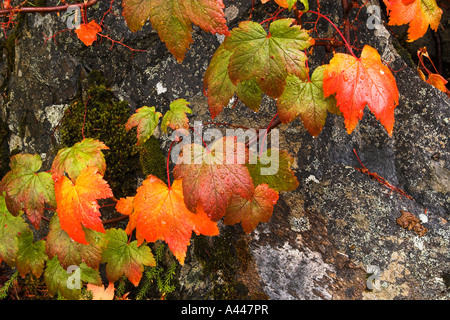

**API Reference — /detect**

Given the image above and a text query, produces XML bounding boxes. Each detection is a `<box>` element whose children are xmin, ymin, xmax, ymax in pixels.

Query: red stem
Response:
<box><xmin>259</xmin><ymin>113</ymin><xmax>279</xmax><ymax>157</ymax></box>
<box><xmin>166</xmin><ymin>139</ymin><xmax>178</xmax><ymax>189</ymax></box>
<box><xmin>308</xmin><ymin>10</ymin><xmax>356</xmax><ymax>58</ymax></box>
<box><xmin>0</xmin><ymin>0</ymin><xmax>98</xmax><ymax>15</ymax></box>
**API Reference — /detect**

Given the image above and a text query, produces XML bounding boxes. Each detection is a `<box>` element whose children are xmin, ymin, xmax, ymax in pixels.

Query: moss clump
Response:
<box><xmin>193</xmin><ymin>229</ymin><xmax>251</xmax><ymax>299</ymax></box>
<box><xmin>59</xmin><ymin>71</ymin><xmax>140</xmax><ymax>197</ymax></box>
<box><xmin>139</xmin><ymin>136</ymin><xmax>167</xmax><ymax>183</ymax></box>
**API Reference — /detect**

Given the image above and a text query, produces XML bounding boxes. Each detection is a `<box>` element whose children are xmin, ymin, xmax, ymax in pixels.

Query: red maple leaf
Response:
<box><xmin>323</xmin><ymin>45</ymin><xmax>399</xmax><ymax>135</ymax></box>
<box><xmin>75</xmin><ymin>20</ymin><xmax>102</xmax><ymax>46</ymax></box>
<box><xmin>54</xmin><ymin>166</ymin><xmax>113</xmax><ymax>244</ymax></box>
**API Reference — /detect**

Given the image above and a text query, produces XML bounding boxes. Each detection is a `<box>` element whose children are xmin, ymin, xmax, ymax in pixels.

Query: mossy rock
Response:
<box><xmin>58</xmin><ymin>71</ymin><xmax>167</xmax><ymax>197</ymax></box>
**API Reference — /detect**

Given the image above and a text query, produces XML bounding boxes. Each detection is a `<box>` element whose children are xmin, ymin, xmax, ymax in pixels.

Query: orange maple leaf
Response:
<box><xmin>117</xmin><ymin>175</ymin><xmax>219</xmax><ymax>265</ymax></box>
<box><xmin>323</xmin><ymin>45</ymin><xmax>399</xmax><ymax>135</ymax></box>
<box><xmin>383</xmin><ymin>0</ymin><xmax>443</xmax><ymax>42</ymax></box>
<box><xmin>54</xmin><ymin>166</ymin><xmax>113</xmax><ymax>244</ymax></box>
<box><xmin>87</xmin><ymin>283</ymin><xmax>115</xmax><ymax>300</ymax></box>
<box><xmin>75</xmin><ymin>20</ymin><xmax>102</xmax><ymax>46</ymax></box>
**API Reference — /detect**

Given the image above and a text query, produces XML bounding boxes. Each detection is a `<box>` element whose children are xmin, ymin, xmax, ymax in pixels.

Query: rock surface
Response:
<box><xmin>0</xmin><ymin>0</ymin><xmax>448</xmax><ymax>299</ymax></box>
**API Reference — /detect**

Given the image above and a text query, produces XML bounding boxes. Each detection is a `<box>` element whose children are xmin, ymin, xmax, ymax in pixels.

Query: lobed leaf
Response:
<box><xmin>125</xmin><ymin>106</ymin><xmax>162</xmax><ymax>146</ymax></box>
<box><xmin>161</xmin><ymin>99</ymin><xmax>192</xmax><ymax>132</ymax></box>
<box><xmin>323</xmin><ymin>45</ymin><xmax>399</xmax><ymax>135</ymax></box>
<box><xmin>101</xmin><ymin>228</ymin><xmax>156</xmax><ymax>286</ymax></box>
<box><xmin>0</xmin><ymin>153</ymin><xmax>55</xmax><ymax>228</ymax></box>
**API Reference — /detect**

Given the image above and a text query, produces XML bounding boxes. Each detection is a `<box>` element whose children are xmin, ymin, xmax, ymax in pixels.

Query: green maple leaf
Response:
<box><xmin>51</xmin><ymin>138</ymin><xmax>108</xmax><ymax>182</ymax></box>
<box><xmin>236</xmin><ymin>79</ymin><xmax>263</xmax><ymax>112</ymax></box>
<box><xmin>16</xmin><ymin>231</ymin><xmax>47</xmax><ymax>278</ymax></box>
<box><xmin>277</xmin><ymin>65</ymin><xmax>340</xmax><ymax>136</ymax></box>
<box><xmin>224</xmin><ymin>18</ymin><xmax>314</xmax><ymax>98</ymax></box>
<box><xmin>246</xmin><ymin>149</ymin><xmax>299</xmax><ymax>192</ymax></box>
<box><xmin>101</xmin><ymin>228</ymin><xmax>156</xmax><ymax>286</ymax></box>
<box><xmin>0</xmin><ymin>154</ymin><xmax>55</xmax><ymax>228</ymax></box>
<box><xmin>45</xmin><ymin>215</ymin><xmax>104</xmax><ymax>270</ymax></box>
<box><xmin>203</xmin><ymin>43</ymin><xmax>236</xmax><ymax>118</ymax></box>
<box><xmin>125</xmin><ymin>106</ymin><xmax>162</xmax><ymax>146</ymax></box>
<box><xmin>44</xmin><ymin>256</ymin><xmax>102</xmax><ymax>300</ymax></box>
<box><xmin>161</xmin><ymin>99</ymin><xmax>192</xmax><ymax>132</ymax></box>
<box><xmin>122</xmin><ymin>0</ymin><xmax>229</xmax><ymax>62</ymax></box>
<box><xmin>0</xmin><ymin>193</ymin><xmax>29</xmax><ymax>267</ymax></box>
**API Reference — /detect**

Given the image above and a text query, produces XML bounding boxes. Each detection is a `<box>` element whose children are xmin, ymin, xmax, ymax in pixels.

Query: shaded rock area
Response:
<box><xmin>0</xmin><ymin>0</ymin><xmax>448</xmax><ymax>300</ymax></box>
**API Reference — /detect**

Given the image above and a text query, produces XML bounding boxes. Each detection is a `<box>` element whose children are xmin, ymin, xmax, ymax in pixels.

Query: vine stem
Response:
<box><xmin>307</xmin><ymin>10</ymin><xmax>356</xmax><ymax>58</ymax></box>
<box><xmin>0</xmin><ymin>0</ymin><xmax>99</xmax><ymax>15</ymax></box>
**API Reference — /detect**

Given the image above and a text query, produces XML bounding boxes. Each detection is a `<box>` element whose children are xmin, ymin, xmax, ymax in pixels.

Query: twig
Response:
<box><xmin>0</xmin><ymin>0</ymin><xmax>99</xmax><ymax>15</ymax></box>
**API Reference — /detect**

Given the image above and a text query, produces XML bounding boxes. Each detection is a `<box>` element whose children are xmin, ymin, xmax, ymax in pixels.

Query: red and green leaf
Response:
<box><xmin>173</xmin><ymin>137</ymin><xmax>254</xmax><ymax>221</ymax></box>
<box><xmin>125</xmin><ymin>106</ymin><xmax>162</xmax><ymax>146</ymax></box>
<box><xmin>51</xmin><ymin>138</ymin><xmax>108</xmax><ymax>182</ymax></box>
<box><xmin>246</xmin><ymin>149</ymin><xmax>299</xmax><ymax>192</ymax></box>
<box><xmin>323</xmin><ymin>45</ymin><xmax>399</xmax><ymax>135</ymax></box>
<box><xmin>101</xmin><ymin>228</ymin><xmax>156</xmax><ymax>286</ymax></box>
<box><xmin>122</xmin><ymin>0</ymin><xmax>229</xmax><ymax>62</ymax></box>
<box><xmin>161</xmin><ymin>99</ymin><xmax>192</xmax><ymax>132</ymax></box>
<box><xmin>0</xmin><ymin>194</ymin><xmax>29</xmax><ymax>267</ymax></box>
<box><xmin>16</xmin><ymin>231</ymin><xmax>47</xmax><ymax>278</ymax></box>
<box><xmin>224</xmin><ymin>18</ymin><xmax>314</xmax><ymax>98</ymax></box>
<box><xmin>224</xmin><ymin>184</ymin><xmax>279</xmax><ymax>233</ymax></box>
<box><xmin>277</xmin><ymin>65</ymin><xmax>339</xmax><ymax>136</ymax></box>
<box><xmin>0</xmin><ymin>153</ymin><xmax>55</xmax><ymax>228</ymax></box>
<box><xmin>45</xmin><ymin>215</ymin><xmax>104</xmax><ymax>270</ymax></box>
<box><xmin>44</xmin><ymin>257</ymin><xmax>102</xmax><ymax>300</ymax></box>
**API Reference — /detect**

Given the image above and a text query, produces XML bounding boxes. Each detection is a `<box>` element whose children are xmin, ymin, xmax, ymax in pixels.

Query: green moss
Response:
<box><xmin>59</xmin><ymin>71</ymin><xmax>140</xmax><ymax>197</ymax></box>
<box><xmin>139</xmin><ymin>136</ymin><xmax>167</xmax><ymax>183</ymax></box>
<box><xmin>193</xmin><ymin>229</ymin><xmax>252</xmax><ymax>300</ymax></box>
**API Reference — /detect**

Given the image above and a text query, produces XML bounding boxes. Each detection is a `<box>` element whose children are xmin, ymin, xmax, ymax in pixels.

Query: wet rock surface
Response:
<box><xmin>0</xmin><ymin>0</ymin><xmax>448</xmax><ymax>299</ymax></box>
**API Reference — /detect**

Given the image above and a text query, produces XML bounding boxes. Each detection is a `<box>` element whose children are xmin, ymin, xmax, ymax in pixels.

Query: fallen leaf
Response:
<box><xmin>87</xmin><ymin>282</ymin><xmax>115</xmax><ymax>300</ymax></box>
<box><xmin>396</xmin><ymin>210</ymin><xmax>428</xmax><ymax>237</ymax></box>
<box><xmin>125</xmin><ymin>106</ymin><xmax>162</xmax><ymax>146</ymax></box>
<box><xmin>161</xmin><ymin>99</ymin><xmax>192</xmax><ymax>132</ymax></box>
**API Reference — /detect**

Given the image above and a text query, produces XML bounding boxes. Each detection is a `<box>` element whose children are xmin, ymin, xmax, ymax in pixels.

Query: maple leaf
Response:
<box><xmin>0</xmin><ymin>153</ymin><xmax>55</xmax><ymax>229</ymax></box>
<box><xmin>173</xmin><ymin>137</ymin><xmax>254</xmax><ymax>221</ymax></box>
<box><xmin>323</xmin><ymin>45</ymin><xmax>399</xmax><ymax>135</ymax></box>
<box><xmin>383</xmin><ymin>0</ymin><xmax>443</xmax><ymax>42</ymax></box>
<box><xmin>224</xmin><ymin>184</ymin><xmax>279</xmax><ymax>232</ymax></box>
<box><xmin>203</xmin><ymin>43</ymin><xmax>264</xmax><ymax>117</ymax></box>
<box><xmin>120</xmin><ymin>175</ymin><xmax>219</xmax><ymax>264</ymax></box>
<box><xmin>161</xmin><ymin>99</ymin><xmax>192</xmax><ymax>132</ymax></box>
<box><xmin>75</xmin><ymin>20</ymin><xmax>102</xmax><ymax>46</ymax></box>
<box><xmin>51</xmin><ymin>138</ymin><xmax>108</xmax><ymax>182</ymax></box>
<box><xmin>45</xmin><ymin>257</ymin><xmax>101</xmax><ymax>300</ymax></box>
<box><xmin>0</xmin><ymin>193</ymin><xmax>29</xmax><ymax>267</ymax></box>
<box><xmin>101</xmin><ymin>228</ymin><xmax>155</xmax><ymax>286</ymax></box>
<box><xmin>87</xmin><ymin>282</ymin><xmax>115</xmax><ymax>300</ymax></box>
<box><xmin>224</xmin><ymin>18</ymin><xmax>314</xmax><ymax>98</ymax></box>
<box><xmin>54</xmin><ymin>166</ymin><xmax>113</xmax><ymax>244</ymax></box>
<box><xmin>426</xmin><ymin>73</ymin><xmax>448</xmax><ymax>93</ymax></box>
<box><xmin>45</xmin><ymin>215</ymin><xmax>104</xmax><ymax>270</ymax></box>
<box><xmin>122</xmin><ymin>0</ymin><xmax>229</xmax><ymax>62</ymax></box>
<box><xmin>246</xmin><ymin>149</ymin><xmax>299</xmax><ymax>192</ymax></box>
<box><xmin>16</xmin><ymin>231</ymin><xmax>47</xmax><ymax>278</ymax></box>
<box><xmin>125</xmin><ymin>106</ymin><xmax>162</xmax><ymax>146</ymax></box>
<box><xmin>277</xmin><ymin>65</ymin><xmax>340</xmax><ymax>136</ymax></box>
